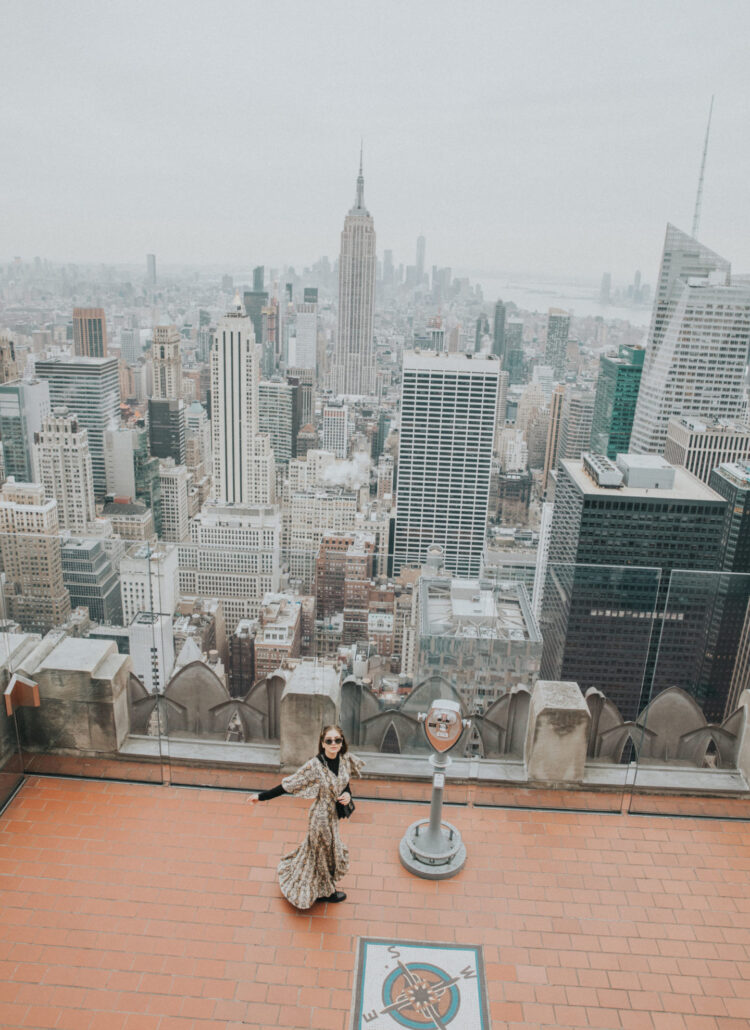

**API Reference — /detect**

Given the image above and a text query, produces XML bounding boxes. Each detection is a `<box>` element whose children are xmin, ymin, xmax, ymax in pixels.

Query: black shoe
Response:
<box><xmin>318</xmin><ymin>890</ymin><xmax>346</xmax><ymax>903</ymax></box>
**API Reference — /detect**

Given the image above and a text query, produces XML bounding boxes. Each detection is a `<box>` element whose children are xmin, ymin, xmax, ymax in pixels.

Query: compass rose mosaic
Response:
<box><xmin>351</xmin><ymin>939</ymin><xmax>489</xmax><ymax>1030</ymax></box>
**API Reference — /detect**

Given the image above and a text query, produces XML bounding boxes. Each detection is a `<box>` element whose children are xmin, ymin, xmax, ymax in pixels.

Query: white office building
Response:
<box><xmin>664</xmin><ymin>416</ymin><xmax>750</xmax><ymax>485</ymax></box>
<box><xmin>393</xmin><ymin>351</ymin><xmax>499</xmax><ymax>577</ymax></box>
<box><xmin>322</xmin><ymin>403</ymin><xmax>350</xmax><ymax>458</ymax></box>
<box><xmin>293</xmin><ymin>301</ymin><xmax>318</xmax><ymax>372</ymax></box>
<box><xmin>120</xmin><ymin>543</ymin><xmax>180</xmax><ymax>626</ymax></box>
<box><xmin>630</xmin><ymin>225</ymin><xmax>750</xmax><ymax>455</ymax></box>
<box><xmin>159</xmin><ymin>460</ymin><xmax>190</xmax><ymax>542</ymax></box>
<box><xmin>259</xmin><ymin>380</ymin><xmax>294</xmax><ymax>467</ymax></box>
<box><xmin>129</xmin><ymin>611</ymin><xmax>175</xmax><ymax>694</ymax></box>
<box><xmin>177</xmin><ymin>502</ymin><xmax>280</xmax><ymax>632</ymax></box>
<box><xmin>210</xmin><ymin>298</ymin><xmax>275</xmax><ymax>505</ymax></box>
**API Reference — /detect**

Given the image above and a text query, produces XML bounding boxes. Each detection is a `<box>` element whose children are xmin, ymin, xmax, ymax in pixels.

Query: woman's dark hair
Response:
<box><xmin>318</xmin><ymin>725</ymin><xmax>348</xmax><ymax>756</ymax></box>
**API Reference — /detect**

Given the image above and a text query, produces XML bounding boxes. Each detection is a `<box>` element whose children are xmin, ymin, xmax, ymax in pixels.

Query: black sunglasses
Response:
<box><xmin>324</xmin><ymin>736</ymin><xmax>343</xmax><ymax>744</ymax></box>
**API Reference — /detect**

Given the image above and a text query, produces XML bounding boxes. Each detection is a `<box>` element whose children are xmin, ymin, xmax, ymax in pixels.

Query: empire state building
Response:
<box><xmin>334</xmin><ymin>151</ymin><xmax>376</xmax><ymax>396</ymax></box>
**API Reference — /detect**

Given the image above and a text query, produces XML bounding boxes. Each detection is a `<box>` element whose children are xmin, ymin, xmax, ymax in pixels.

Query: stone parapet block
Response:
<box><xmin>280</xmin><ymin>662</ymin><xmax>340</xmax><ymax>769</ymax></box>
<box><xmin>525</xmin><ymin>679</ymin><xmax>590</xmax><ymax>784</ymax></box>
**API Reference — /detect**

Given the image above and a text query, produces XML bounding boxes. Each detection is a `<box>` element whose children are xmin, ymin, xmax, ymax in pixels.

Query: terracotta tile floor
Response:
<box><xmin>1</xmin><ymin>775</ymin><xmax>750</xmax><ymax>1030</ymax></box>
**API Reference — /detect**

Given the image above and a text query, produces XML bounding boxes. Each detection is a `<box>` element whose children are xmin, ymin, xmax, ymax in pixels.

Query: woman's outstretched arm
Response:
<box><xmin>247</xmin><ymin>784</ymin><xmax>288</xmax><ymax>805</ymax></box>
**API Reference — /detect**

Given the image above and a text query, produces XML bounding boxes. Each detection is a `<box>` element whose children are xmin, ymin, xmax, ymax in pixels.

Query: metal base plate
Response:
<box><xmin>399</xmin><ymin>820</ymin><xmax>467</xmax><ymax>880</ymax></box>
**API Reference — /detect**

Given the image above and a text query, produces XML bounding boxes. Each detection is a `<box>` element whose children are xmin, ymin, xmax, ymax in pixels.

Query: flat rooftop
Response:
<box><xmin>2</xmin><ymin>776</ymin><xmax>750</xmax><ymax>1029</ymax></box>
<box><xmin>669</xmin><ymin>415</ymin><xmax>750</xmax><ymax>435</ymax></box>
<box><xmin>402</xmin><ymin>350</ymin><xmax>500</xmax><ymax>373</ymax></box>
<box><xmin>564</xmin><ymin>459</ymin><xmax>724</xmax><ymax>502</ymax></box>
<box><xmin>421</xmin><ymin>578</ymin><xmax>539</xmax><ymax>641</ymax></box>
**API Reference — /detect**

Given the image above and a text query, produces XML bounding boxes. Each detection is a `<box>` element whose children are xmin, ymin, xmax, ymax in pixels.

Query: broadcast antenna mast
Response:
<box><xmin>691</xmin><ymin>95</ymin><xmax>714</xmax><ymax>239</ymax></box>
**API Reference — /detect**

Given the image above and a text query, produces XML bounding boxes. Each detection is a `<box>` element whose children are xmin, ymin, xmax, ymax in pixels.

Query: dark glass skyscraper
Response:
<box><xmin>504</xmin><ymin>319</ymin><xmax>524</xmax><ymax>385</ymax></box>
<box><xmin>148</xmin><ymin>397</ymin><xmax>186</xmax><ymax>466</ymax></box>
<box><xmin>540</xmin><ymin>454</ymin><xmax>726</xmax><ymax>720</ymax></box>
<box><xmin>492</xmin><ymin>300</ymin><xmax>506</xmax><ymax>362</ymax></box>
<box><xmin>696</xmin><ymin>463</ymin><xmax>750</xmax><ymax>719</ymax></box>
<box><xmin>590</xmin><ymin>345</ymin><xmax>645</xmax><ymax>459</ymax></box>
<box><xmin>243</xmin><ymin>285</ymin><xmax>268</xmax><ymax>346</ymax></box>
<box><xmin>61</xmin><ymin>539</ymin><xmax>122</xmax><ymax>624</ymax></box>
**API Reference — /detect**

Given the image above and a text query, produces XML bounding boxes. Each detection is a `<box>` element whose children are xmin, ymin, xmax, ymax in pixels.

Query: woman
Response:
<box><xmin>247</xmin><ymin>725</ymin><xmax>364</xmax><ymax>909</ymax></box>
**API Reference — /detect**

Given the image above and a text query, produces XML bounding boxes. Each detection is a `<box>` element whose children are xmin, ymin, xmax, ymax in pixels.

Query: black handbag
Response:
<box><xmin>336</xmin><ymin>798</ymin><xmax>355</xmax><ymax>819</ymax></box>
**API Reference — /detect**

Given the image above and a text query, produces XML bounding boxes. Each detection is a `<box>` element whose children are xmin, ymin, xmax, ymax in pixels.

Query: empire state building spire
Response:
<box><xmin>350</xmin><ymin>142</ymin><xmax>368</xmax><ymax>215</ymax></box>
<box><xmin>335</xmin><ymin>147</ymin><xmax>376</xmax><ymax>395</ymax></box>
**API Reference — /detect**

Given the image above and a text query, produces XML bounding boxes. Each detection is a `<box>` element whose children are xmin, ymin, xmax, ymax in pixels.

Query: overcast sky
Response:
<box><xmin>3</xmin><ymin>0</ymin><xmax>750</xmax><ymax>282</ymax></box>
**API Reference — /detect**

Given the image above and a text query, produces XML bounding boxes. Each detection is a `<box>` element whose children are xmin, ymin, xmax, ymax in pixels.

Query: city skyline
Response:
<box><xmin>3</xmin><ymin>2</ymin><xmax>750</xmax><ymax>279</ymax></box>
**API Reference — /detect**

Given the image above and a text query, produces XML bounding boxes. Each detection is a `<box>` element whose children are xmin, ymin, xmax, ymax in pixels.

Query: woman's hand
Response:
<box><xmin>247</xmin><ymin>794</ymin><xmax>260</xmax><ymax>807</ymax></box>
<box><xmin>337</xmin><ymin>792</ymin><xmax>351</xmax><ymax>805</ymax></box>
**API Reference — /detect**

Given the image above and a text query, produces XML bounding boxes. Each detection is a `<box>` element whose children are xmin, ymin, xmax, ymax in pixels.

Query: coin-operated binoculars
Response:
<box><xmin>399</xmin><ymin>699</ymin><xmax>470</xmax><ymax>880</ymax></box>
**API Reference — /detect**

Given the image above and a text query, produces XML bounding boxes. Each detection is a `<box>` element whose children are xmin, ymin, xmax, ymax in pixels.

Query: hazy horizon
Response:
<box><xmin>4</xmin><ymin>0</ymin><xmax>750</xmax><ymax>281</ymax></box>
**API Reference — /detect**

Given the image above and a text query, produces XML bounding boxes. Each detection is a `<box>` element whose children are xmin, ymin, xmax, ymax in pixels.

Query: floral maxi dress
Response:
<box><xmin>277</xmin><ymin>752</ymin><xmax>364</xmax><ymax>909</ymax></box>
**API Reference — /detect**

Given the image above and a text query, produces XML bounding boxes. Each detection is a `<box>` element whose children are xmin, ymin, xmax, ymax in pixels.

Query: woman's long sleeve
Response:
<box><xmin>257</xmin><ymin>784</ymin><xmax>288</xmax><ymax>801</ymax></box>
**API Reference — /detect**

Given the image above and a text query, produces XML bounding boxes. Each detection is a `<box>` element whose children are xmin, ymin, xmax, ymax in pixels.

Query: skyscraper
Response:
<box><xmin>415</xmin><ymin>235</ymin><xmax>426</xmax><ymax>284</ymax></box>
<box><xmin>504</xmin><ymin>319</ymin><xmax>524</xmax><ymax>385</ymax></box>
<box><xmin>73</xmin><ymin>308</ymin><xmax>108</xmax><ymax>358</ymax></box>
<box><xmin>151</xmin><ymin>325</ymin><xmax>183</xmax><ymax>400</ymax></box>
<box><xmin>540</xmin><ymin>454</ymin><xmax>726</xmax><ymax>719</ymax></box>
<box><xmin>34</xmin><ymin>407</ymin><xmax>96</xmax><ymax>535</ymax></box>
<box><xmin>630</xmin><ymin>225</ymin><xmax>750</xmax><ymax>455</ymax></box>
<box><xmin>104</xmin><ymin>423</ymin><xmax>161</xmax><ymax>520</ymax></box>
<box><xmin>61</xmin><ymin>539</ymin><xmax>122</xmax><ymax>625</ymax></box>
<box><xmin>120</xmin><ymin>544</ymin><xmax>179</xmax><ymax>626</ymax></box>
<box><xmin>475</xmin><ymin>314</ymin><xmax>490</xmax><ymax>353</ymax></box>
<box><xmin>259</xmin><ymin>380</ymin><xmax>294</xmax><ymax>468</ymax></box>
<box><xmin>557</xmin><ymin>389</ymin><xmax>595</xmax><ymax>463</ymax></box>
<box><xmin>322</xmin><ymin>402</ymin><xmax>350</xmax><ymax>458</ymax></box>
<box><xmin>492</xmin><ymin>300</ymin><xmax>506</xmax><ymax>362</ymax></box>
<box><xmin>35</xmin><ymin>356</ymin><xmax>120</xmax><ymax>498</ymax></box>
<box><xmin>148</xmin><ymin>398</ymin><xmax>186</xmax><ymax>466</ymax></box>
<box><xmin>334</xmin><ymin>151</ymin><xmax>376</xmax><ymax>396</ymax></box>
<box><xmin>159</xmin><ymin>460</ymin><xmax>190</xmax><ymax>542</ymax></box>
<box><xmin>210</xmin><ymin>297</ymin><xmax>274</xmax><ymax>505</ymax></box>
<box><xmin>0</xmin><ymin>336</ymin><xmax>18</xmax><ymax>383</ymax></box>
<box><xmin>393</xmin><ymin>352</ymin><xmax>499</xmax><ymax>577</ymax></box>
<box><xmin>293</xmin><ymin>299</ymin><xmax>318</xmax><ymax>372</ymax></box>
<box><xmin>0</xmin><ymin>480</ymin><xmax>71</xmax><ymax>634</ymax></box>
<box><xmin>149</xmin><ymin>324</ymin><xmax>186</xmax><ymax>465</ymax></box>
<box><xmin>664</xmin><ymin>416</ymin><xmax>750</xmax><ymax>484</ymax></box>
<box><xmin>286</xmin><ymin>369</ymin><xmax>315</xmax><ymax>455</ymax></box>
<box><xmin>545</xmin><ymin>309</ymin><xmax>570</xmax><ymax>381</ymax></box>
<box><xmin>590</xmin><ymin>345</ymin><xmax>644</xmax><ymax>459</ymax></box>
<box><xmin>120</xmin><ymin>327</ymin><xmax>141</xmax><ymax>366</ymax></box>
<box><xmin>243</xmin><ymin>283</ymin><xmax>268</xmax><ymax>349</ymax></box>
<box><xmin>146</xmin><ymin>254</ymin><xmax>156</xmax><ymax>287</ymax></box>
<box><xmin>698</xmin><ymin>462</ymin><xmax>750</xmax><ymax>719</ymax></box>
<box><xmin>0</xmin><ymin>379</ymin><xmax>50</xmax><ymax>482</ymax></box>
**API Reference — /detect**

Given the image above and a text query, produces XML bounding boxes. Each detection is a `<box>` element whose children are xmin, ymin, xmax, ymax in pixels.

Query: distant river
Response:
<box><xmin>467</xmin><ymin>273</ymin><xmax>652</xmax><ymax>327</ymax></box>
